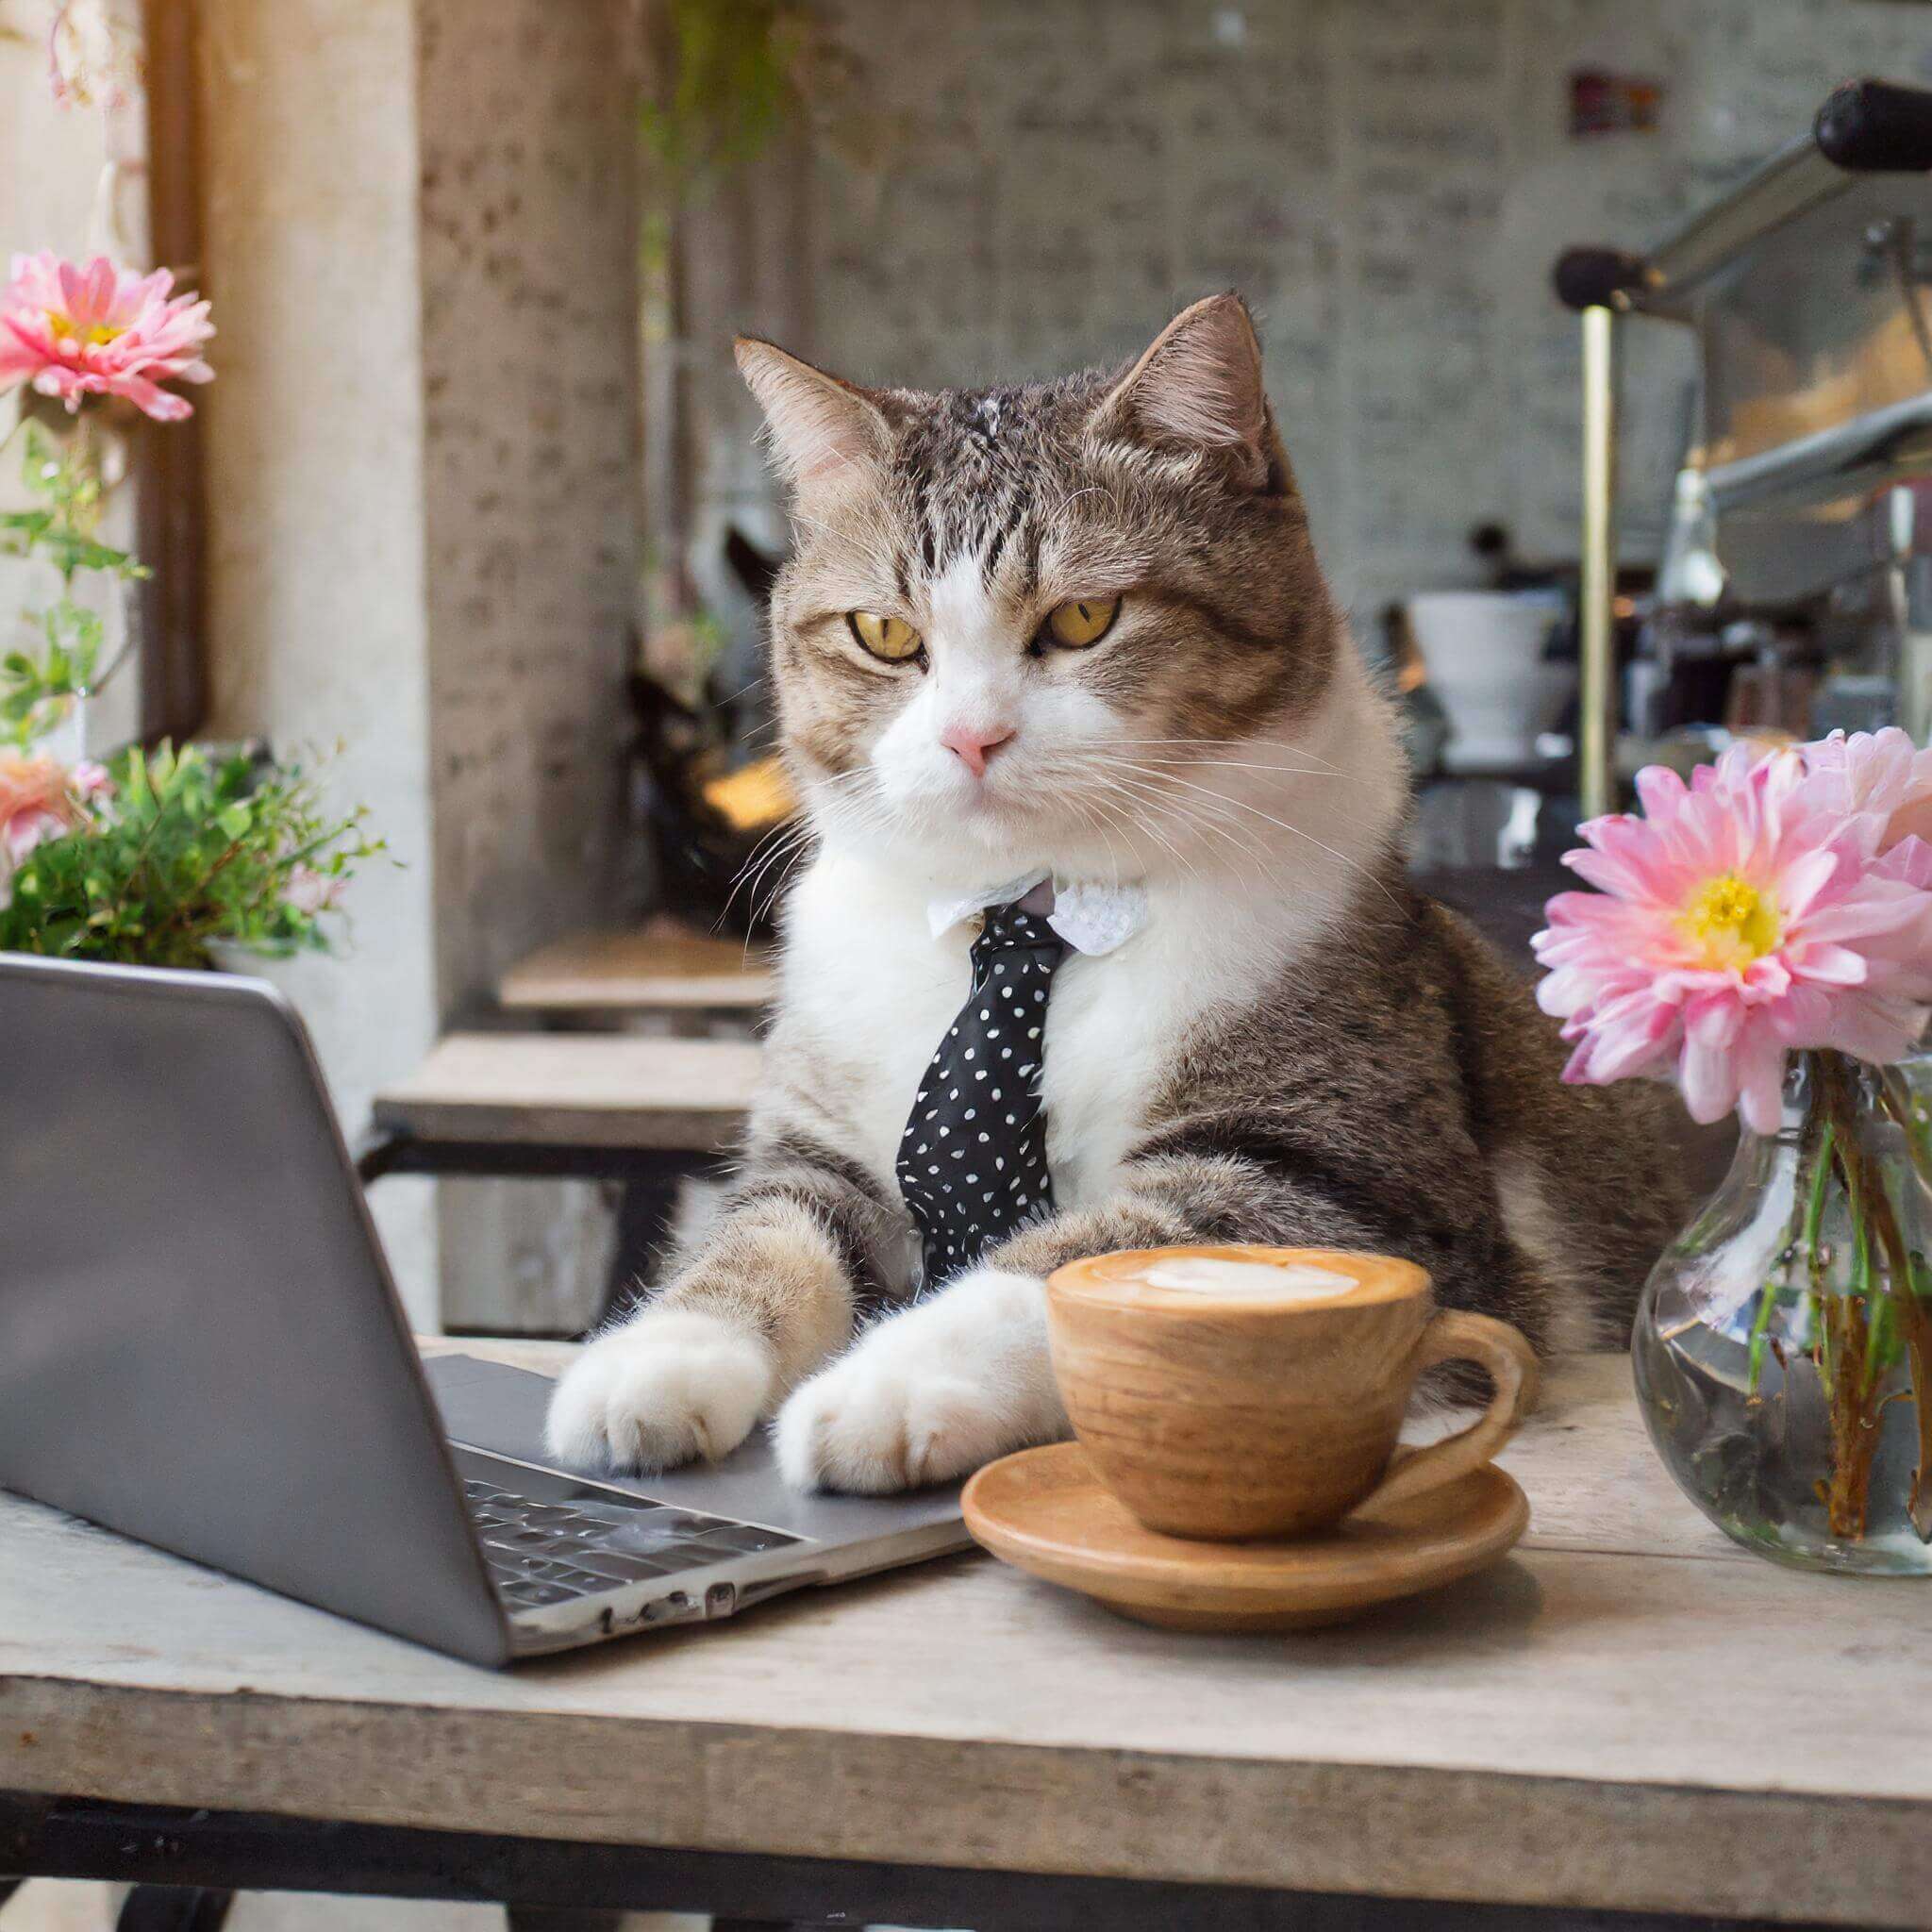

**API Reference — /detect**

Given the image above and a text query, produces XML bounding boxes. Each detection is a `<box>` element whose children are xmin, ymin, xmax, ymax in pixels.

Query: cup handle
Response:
<box><xmin>1347</xmin><ymin>1310</ymin><xmax>1541</xmax><ymax>1520</ymax></box>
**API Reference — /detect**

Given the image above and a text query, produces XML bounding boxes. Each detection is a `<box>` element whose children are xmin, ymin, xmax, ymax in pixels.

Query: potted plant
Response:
<box><xmin>1</xmin><ymin>251</ymin><xmax>378</xmax><ymax>968</ymax></box>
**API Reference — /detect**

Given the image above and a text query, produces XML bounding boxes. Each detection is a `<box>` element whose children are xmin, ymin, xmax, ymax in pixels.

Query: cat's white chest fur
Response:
<box><xmin>776</xmin><ymin>850</ymin><xmax>1323</xmax><ymax>1222</ymax></box>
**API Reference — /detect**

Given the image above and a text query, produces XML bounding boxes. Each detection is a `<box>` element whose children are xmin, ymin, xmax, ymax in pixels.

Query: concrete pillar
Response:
<box><xmin>199</xmin><ymin>0</ymin><xmax>442</xmax><ymax>1320</ymax></box>
<box><xmin>199</xmin><ymin>0</ymin><xmax>639</xmax><ymax>1330</ymax></box>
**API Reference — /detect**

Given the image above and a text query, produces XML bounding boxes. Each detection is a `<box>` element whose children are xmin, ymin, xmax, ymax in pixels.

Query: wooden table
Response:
<box><xmin>4</xmin><ymin>1344</ymin><xmax>1929</xmax><ymax>1929</ymax></box>
<box><xmin>499</xmin><ymin>915</ymin><xmax>774</xmax><ymax>1018</ymax></box>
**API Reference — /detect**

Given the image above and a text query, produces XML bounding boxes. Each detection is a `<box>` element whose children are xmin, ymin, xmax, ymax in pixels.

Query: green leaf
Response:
<box><xmin>0</xmin><ymin>741</ymin><xmax>380</xmax><ymax>969</ymax></box>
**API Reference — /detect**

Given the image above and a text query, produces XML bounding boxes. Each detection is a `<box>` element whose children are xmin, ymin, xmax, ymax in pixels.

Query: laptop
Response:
<box><xmin>0</xmin><ymin>954</ymin><xmax>969</xmax><ymax>1665</ymax></box>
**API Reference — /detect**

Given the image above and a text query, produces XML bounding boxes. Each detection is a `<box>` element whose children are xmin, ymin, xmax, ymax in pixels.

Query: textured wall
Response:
<box><xmin>199</xmin><ymin>0</ymin><xmax>443</xmax><ymax>1323</ymax></box>
<box><xmin>417</xmin><ymin>0</ymin><xmax>639</xmax><ymax>1014</ymax></box>
<box><xmin>417</xmin><ymin>0</ymin><xmax>641</xmax><ymax>1332</ymax></box>
<box><xmin>689</xmin><ymin>0</ymin><xmax>1932</xmax><ymax>630</ymax></box>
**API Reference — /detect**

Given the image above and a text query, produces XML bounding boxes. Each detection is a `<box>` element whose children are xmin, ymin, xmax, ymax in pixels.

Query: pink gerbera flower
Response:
<box><xmin>1534</xmin><ymin>733</ymin><xmax>1932</xmax><ymax>1135</ymax></box>
<box><xmin>0</xmin><ymin>252</ymin><xmax>213</xmax><ymax>421</ymax></box>
<box><xmin>1787</xmin><ymin>724</ymin><xmax>1932</xmax><ymax>853</ymax></box>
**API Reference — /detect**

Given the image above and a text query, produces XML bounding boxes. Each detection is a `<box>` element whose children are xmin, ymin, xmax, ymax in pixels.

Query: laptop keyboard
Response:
<box><xmin>463</xmin><ymin>1474</ymin><xmax>803</xmax><ymax>1610</ymax></box>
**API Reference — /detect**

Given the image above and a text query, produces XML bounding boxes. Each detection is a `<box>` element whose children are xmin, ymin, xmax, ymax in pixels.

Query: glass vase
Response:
<box><xmin>1633</xmin><ymin>1049</ymin><xmax>1932</xmax><ymax>1575</ymax></box>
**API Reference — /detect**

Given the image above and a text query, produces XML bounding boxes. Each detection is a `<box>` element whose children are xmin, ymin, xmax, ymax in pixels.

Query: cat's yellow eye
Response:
<box><xmin>1045</xmin><ymin>595</ymin><xmax>1121</xmax><ymax>649</ymax></box>
<box><xmin>848</xmin><ymin>610</ymin><xmax>924</xmax><ymax>662</ymax></box>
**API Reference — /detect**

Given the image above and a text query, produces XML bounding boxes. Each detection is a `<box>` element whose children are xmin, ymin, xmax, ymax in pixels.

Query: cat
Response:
<box><xmin>545</xmin><ymin>292</ymin><xmax>1689</xmax><ymax>1493</ymax></box>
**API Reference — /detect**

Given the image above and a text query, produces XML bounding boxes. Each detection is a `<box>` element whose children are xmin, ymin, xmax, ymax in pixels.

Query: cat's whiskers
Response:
<box><xmin>719</xmin><ymin>815</ymin><xmax>818</xmax><ymax>938</ymax></box>
<box><xmin>1081</xmin><ymin>783</ymin><xmax>1189</xmax><ymax>887</ymax></box>
<box><xmin>1102</xmin><ymin>761</ymin><xmax>1323</xmax><ymax>897</ymax></box>
<box><xmin>974</xmin><ymin>749</ymin><xmax>1172</xmax><ymax>880</ymax></box>
<box><xmin>1122</xmin><ymin>734</ymin><xmax>1356</xmax><ymax>779</ymax></box>
<box><xmin>756</xmin><ymin>835</ymin><xmax>823</xmax><ymax>929</ymax></box>
<box><xmin>1113</xmin><ymin>759</ymin><xmax>1404</xmax><ymax>912</ymax></box>
<box><xmin>1131</xmin><ymin>756</ymin><xmax>1335</xmax><ymax>782</ymax></box>
<box><xmin>1062</xmin><ymin>791</ymin><xmax>1129</xmax><ymax>888</ymax></box>
<box><xmin>1055</xmin><ymin>754</ymin><xmax>1226</xmax><ymax>871</ymax></box>
<box><xmin>1121</xmin><ymin>754</ymin><xmax>1391</xmax><ymax>841</ymax></box>
<box><xmin>1093</xmin><ymin>768</ymin><xmax>1270</xmax><ymax>896</ymax></box>
<box><xmin>714</xmin><ymin>671</ymin><xmax>770</xmax><ymax>710</ymax></box>
<box><xmin>1084</xmin><ymin>772</ymin><xmax>1220</xmax><ymax>892</ymax></box>
<box><xmin>727</xmin><ymin>766</ymin><xmax>878</xmax><ymax>930</ymax></box>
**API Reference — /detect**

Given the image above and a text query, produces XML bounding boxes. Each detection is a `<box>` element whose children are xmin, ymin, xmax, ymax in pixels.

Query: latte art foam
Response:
<box><xmin>1139</xmin><ymin>1257</ymin><xmax>1359</xmax><ymax>1301</ymax></box>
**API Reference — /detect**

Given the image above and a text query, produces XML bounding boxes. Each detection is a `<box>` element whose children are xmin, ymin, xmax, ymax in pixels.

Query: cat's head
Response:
<box><xmin>739</xmin><ymin>294</ymin><xmax>1357</xmax><ymax>883</ymax></box>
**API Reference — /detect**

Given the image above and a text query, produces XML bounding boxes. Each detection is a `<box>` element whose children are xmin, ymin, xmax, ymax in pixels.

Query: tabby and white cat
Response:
<box><xmin>546</xmin><ymin>294</ymin><xmax>1685</xmax><ymax>1492</ymax></box>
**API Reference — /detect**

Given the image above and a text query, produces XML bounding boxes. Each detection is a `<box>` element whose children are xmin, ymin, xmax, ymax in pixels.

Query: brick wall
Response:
<box><xmin>683</xmin><ymin>0</ymin><xmax>1932</xmax><ymax>641</ymax></box>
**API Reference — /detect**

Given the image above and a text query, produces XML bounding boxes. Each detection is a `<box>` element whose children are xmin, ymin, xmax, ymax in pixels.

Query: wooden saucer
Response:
<box><xmin>961</xmin><ymin>1442</ymin><xmax>1528</xmax><ymax>1633</ymax></box>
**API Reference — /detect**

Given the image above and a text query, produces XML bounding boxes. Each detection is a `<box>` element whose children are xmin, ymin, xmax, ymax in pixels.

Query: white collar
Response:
<box><xmin>925</xmin><ymin>871</ymin><xmax>1148</xmax><ymax>957</ymax></box>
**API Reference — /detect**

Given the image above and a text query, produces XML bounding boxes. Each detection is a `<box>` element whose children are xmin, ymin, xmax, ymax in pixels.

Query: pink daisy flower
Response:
<box><xmin>0</xmin><ymin>252</ymin><xmax>213</xmax><ymax>422</ymax></box>
<box><xmin>0</xmin><ymin>750</ymin><xmax>110</xmax><ymax>902</ymax></box>
<box><xmin>283</xmin><ymin>863</ymin><xmax>343</xmax><ymax>916</ymax></box>
<box><xmin>47</xmin><ymin>0</ymin><xmax>139</xmax><ymax>112</ymax></box>
<box><xmin>1534</xmin><ymin>734</ymin><xmax>1932</xmax><ymax>1135</ymax></box>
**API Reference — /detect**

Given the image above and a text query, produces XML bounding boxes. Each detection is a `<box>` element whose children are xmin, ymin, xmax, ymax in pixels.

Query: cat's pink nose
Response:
<box><xmin>941</xmin><ymin>723</ymin><xmax>1015</xmax><ymax>778</ymax></box>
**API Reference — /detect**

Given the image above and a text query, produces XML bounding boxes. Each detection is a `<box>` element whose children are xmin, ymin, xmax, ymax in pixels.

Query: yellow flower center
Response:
<box><xmin>1682</xmin><ymin>873</ymin><xmax>1781</xmax><ymax>971</ymax></box>
<box><xmin>45</xmin><ymin>309</ymin><xmax>125</xmax><ymax>348</ymax></box>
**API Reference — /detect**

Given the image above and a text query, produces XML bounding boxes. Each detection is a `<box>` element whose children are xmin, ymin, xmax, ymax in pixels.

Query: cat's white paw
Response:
<box><xmin>544</xmin><ymin>1307</ymin><xmax>774</xmax><ymax>1473</ymax></box>
<box><xmin>773</xmin><ymin>1349</ymin><xmax>1001</xmax><ymax>1494</ymax></box>
<box><xmin>772</xmin><ymin>1267</ymin><xmax>1063</xmax><ymax>1493</ymax></box>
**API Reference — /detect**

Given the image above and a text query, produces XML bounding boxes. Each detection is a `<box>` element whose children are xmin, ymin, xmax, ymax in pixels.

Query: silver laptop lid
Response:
<box><xmin>0</xmin><ymin>955</ymin><xmax>510</xmax><ymax>1666</ymax></box>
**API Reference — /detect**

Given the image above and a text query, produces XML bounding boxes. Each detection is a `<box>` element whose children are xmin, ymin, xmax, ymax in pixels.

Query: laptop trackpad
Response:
<box><xmin>422</xmin><ymin>1353</ymin><xmax>966</xmax><ymax>1544</ymax></box>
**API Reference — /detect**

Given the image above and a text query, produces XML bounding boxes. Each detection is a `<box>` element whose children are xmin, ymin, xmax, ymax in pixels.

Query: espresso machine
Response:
<box><xmin>1557</xmin><ymin>77</ymin><xmax>1932</xmax><ymax>813</ymax></box>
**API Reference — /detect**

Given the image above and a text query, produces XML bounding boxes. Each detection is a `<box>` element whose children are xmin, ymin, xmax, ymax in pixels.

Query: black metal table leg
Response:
<box><xmin>116</xmin><ymin>1888</ymin><xmax>234</xmax><ymax>1932</ymax></box>
<box><xmin>602</xmin><ymin>1168</ymin><xmax>707</xmax><ymax>1321</ymax></box>
<box><xmin>352</xmin><ymin>1132</ymin><xmax>725</xmax><ymax>1333</ymax></box>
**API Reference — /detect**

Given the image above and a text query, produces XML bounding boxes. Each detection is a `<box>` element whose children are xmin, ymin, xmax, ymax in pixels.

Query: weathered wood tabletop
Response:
<box><xmin>4</xmin><ymin>1343</ymin><xmax>1930</xmax><ymax>1927</ymax></box>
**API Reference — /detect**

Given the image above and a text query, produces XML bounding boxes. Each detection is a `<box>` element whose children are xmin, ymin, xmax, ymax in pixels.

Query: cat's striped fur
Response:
<box><xmin>546</xmin><ymin>294</ymin><xmax>1687</xmax><ymax>1491</ymax></box>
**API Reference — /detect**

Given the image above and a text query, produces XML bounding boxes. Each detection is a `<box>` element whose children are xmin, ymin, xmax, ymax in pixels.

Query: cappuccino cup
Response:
<box><xmin>1045</xmin><ymin>1244</ymin><xmax>1539</xmax><ymax>1541</ymax></box>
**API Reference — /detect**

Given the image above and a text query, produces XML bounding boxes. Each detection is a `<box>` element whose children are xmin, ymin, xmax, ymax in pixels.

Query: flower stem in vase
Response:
<box><xmin>1813</xmin><ymin>1052</ymin><xmax>1932</xmax><ymax>1542</ymax></box>
<box><xmin>1751</xmin><ymin>1115</ymin><xmax>1834</xmax><ymax>1399</ymax></box>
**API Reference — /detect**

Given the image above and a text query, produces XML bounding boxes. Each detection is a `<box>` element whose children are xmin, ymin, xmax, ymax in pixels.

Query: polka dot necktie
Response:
<box><xmin>895</xmin><ymin>900</ymin><xmax>1069</xmax><ymax>1291</ymax></box>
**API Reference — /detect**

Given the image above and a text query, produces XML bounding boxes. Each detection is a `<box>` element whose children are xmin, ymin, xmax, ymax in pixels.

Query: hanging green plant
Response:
<box><xmin>640</xmin><ymin>0</ymin><xmax>807</xmax><ymax>197</ymax></box>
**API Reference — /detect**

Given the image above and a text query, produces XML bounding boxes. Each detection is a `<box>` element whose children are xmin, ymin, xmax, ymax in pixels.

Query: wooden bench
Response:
<box><xmin>498</xmin><ymin>914</ymin><xmax>774</xmax><ymax>1019</ymax></box>
<box><xmin>365</xmin><ymin>925</ymin><xmax>773</xmax><ymax>1332</ymax></box>
<box><xmin>359</xmin><ymin>1031</ymin><xmax>762</xmax><ymax>1183</ymax></box>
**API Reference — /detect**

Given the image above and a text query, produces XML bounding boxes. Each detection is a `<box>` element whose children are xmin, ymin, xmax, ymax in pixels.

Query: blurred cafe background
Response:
<box><xmin>6</xmin><ymin>0</ymin><xmax>1932</xmax><ymax>1337</ymax></box>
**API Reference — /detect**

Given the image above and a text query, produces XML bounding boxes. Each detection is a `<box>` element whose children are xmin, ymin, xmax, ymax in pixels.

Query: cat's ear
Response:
<box><xmin>735</xmin><ymin>337</ymin><xmax>891</xmax><ymax>492</ymax></box>
<box><xmin>1092</xmin><ymin>293</ymin><xmax>1275</xmax><ymax>491</ymax></box>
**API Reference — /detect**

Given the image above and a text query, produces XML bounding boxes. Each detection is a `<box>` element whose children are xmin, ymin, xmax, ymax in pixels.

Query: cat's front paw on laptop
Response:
<box><xmin>772</xmin><ymin>1266</ymin><xmax>1067</xmax><ymax>1493</ymax></box>
<box><xmin>544</xmin><ymin>1307</ymin><xmax>774</xmax><ymax>1473</ymax></box>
